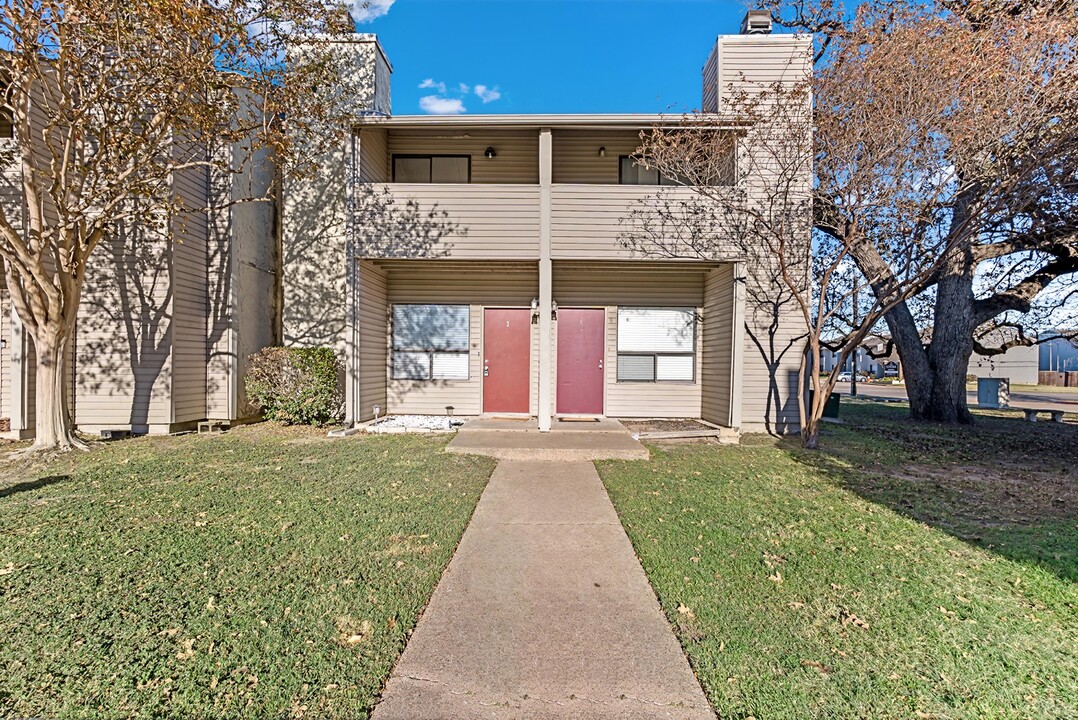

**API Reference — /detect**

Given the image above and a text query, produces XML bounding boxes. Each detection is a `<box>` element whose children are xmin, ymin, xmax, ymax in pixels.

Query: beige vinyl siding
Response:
<box><xmin>386</xmin><ymin>129</ymin><xmax>538</xmax><ymax>184</ymax></box>
<box><xmin>717</xmin><ymin>35</ymin><xmax>812</xmax><ymax>96</ymax></box>
<box><xmin>369</xmin><ymin>184</ymin><xmax>540</xmax><ymax>260</ymax></box>
<box><xmin>170</xmin><ymin>160</ymin><xmax>210</xmax><ymax>424</ymax></box>
<box><xmin>359</xmin><ymin>127</ymin><xmax>390</xmax><ymax>183</ymax></box>
<box><xmin>703</xmin><ymin>34</ymin><xmax>810</xmax><ymax>433</ymax></box>
<box><xmin>205</xmin><ymin>154</ymin><xmax>233</xmax><ymax>420</ymax></box>
<box><xmin>701</xmin><ymin>265</ymin><xmax>734</xmax><ymax>425</ymax></box>
<box><xmin>357</xmin><ymin>260</ymin><xmax>388</xmax><ymax>422</ymax></box>
<box><xmin>551</xmin><ymin>185</ymin><xmax>727</xmax><ymax>259</ymax></box>
<box><xmin>551</xmin><ymin>130</ymin><xmax>644</xmax><ymax>184</ymax></box>
<box><xmin>382</xmin><ymin>261</ymin><xmax>538</xmax><ymax>416</ymax></box>
<box><xmin>0</xmin><ymin>138</ymin><xmax>18</xmax><ymax>424</ymax></box>
<box><xmin>553</xmin><ymin>264</ymin><xmax>707</xmax><ymax>418</ymax></box>
<box><xmin>702</xmin><ymin>44</ymin><xmax>720</xmax><ymax>113</ymax></box>
<box><xmin>74</xmin><ymin>226</ymin><xmax>174</xmax><ymax>430</ymax></box>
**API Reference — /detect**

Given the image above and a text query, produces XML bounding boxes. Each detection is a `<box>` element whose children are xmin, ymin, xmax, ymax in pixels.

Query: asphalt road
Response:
<box><xmin>835</xmin><ymin>381</ymin><xmax>1078</xmax><ymax>414</ymax></box>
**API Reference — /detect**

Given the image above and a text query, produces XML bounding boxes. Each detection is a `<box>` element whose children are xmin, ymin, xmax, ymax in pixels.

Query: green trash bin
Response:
<box><xmin>809</xmin><ymin>390</ymin><xmax>841</xmax><ymax>418</ymax></box>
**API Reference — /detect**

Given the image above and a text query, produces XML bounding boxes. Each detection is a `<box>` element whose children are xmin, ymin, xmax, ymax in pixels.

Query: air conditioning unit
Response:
<box><xmin>741</xmin><ymin>10</ymin><xmax>773</xmax><ymax>35</ymax></box>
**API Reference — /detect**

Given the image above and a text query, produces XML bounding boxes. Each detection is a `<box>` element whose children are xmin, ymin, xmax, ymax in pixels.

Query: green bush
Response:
<box><xmin>245</xmin><ymin>347</ymin><xmax>344</xmax><ymax>426</ymax></box>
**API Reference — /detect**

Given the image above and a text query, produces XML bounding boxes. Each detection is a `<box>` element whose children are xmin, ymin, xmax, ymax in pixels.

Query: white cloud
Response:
<box><xmin>458</xmin><ymin>83</ymin><xmax>471</xmax><ymax>94</ymax></box>
<box><xmin>419</xmin><ymin>78</ymin><xmax>447</xmax><ymax>93</ymax></box>
<box><xmin>350</xmin><ymin>0</ymin><xmax>395</xmax><ymax>23</ymax></box>
<box><xmin>474</xmin><ymin>84</ymin><xmax>502</xmax><ymax>104</ymax></box>
<box><xmin>420</xmin><ymin>96</ymin><xmax>467</xmax><ymax>115</ymax></box>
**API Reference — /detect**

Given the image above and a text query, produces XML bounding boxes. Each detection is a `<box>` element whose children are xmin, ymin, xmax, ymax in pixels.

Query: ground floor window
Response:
<box><xmin>392</xmin><ymin>304</ymin><xmax>470</xmax><ymax>380</ymax></box>
<box><xmin>616</xmin><ymin>307</ymin><xmax>695</xmax><ymax>382</ymax></box>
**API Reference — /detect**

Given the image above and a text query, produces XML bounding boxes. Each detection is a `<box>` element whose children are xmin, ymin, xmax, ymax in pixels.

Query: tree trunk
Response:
<box><xmin>881</xmin><ymin>302</ymin><xmax>933</xmax><ymax>419</ymax></box>
<box><xmin>29</xmin><ymin>326</ymin><xmax>83</xmax><ymax>451</ymax></box>
<box><xmin>801</xmin><ymin>418</ymin><xmax>820</xmax><ymax>449</ymax></box>
<box><xmin>925</xmin><ymin>270</ymin><xmax>976</xmax><ymax>423</ymax></box>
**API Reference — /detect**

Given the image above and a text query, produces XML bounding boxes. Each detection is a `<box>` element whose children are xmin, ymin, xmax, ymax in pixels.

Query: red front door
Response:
<box><xmin>557</xmin><ymin>308</ymin><xmax>605</xmax><ymax>415</ymax></box>
<box><xmin>483</xmin><ymin>308</ymin><xmax>531</xmax><ymax>413</ymax></box>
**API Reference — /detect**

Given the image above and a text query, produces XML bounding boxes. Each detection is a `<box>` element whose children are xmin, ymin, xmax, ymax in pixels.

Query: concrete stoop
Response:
<box><xmin>446</xmin><ymin>424</ymin><xmax>650</xmax><ymax>461</ymax></box>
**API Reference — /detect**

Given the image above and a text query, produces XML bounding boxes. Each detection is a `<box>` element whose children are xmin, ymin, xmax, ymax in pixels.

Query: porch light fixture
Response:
<box><xmin>484</xmin><ymin>146</ymin><xmax>497</xmax><ymax>159</ymax></box>
<box><xmin>551</xmin><ymin>300</ymin><xmax>558</xmax><ymax>321</ymax></box>
<box><xmin>445</xmin><ymin>405</ymin><xmax>454</xmax><ymax>418</ymax></box>
<box><xmin>530</xmin><ymin>297</ymin><xmax>540</xmax><ymax>325</ymax></box>
<box><xmin>598</xmin><ymin>146</ymin><xmax>606</xmax><ymax>157</ymax></box>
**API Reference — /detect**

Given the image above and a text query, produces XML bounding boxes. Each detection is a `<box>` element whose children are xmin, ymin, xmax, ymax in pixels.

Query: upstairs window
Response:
<box><xmin>616</xmin><ymin>307</ymin><xmax>696</xmax><ymax>382</ymax></box>
<box><xmin>391</xmin><ymin>304</ymin><xmax>470</xmax><ymax>380</ymax></box>
<box><xmin>392</xmin><ymin>155</ymin><xmax>470</xmax><ymax>183</ymax></box>
<box><xmin>619</xmin><ymin>156</ymin><xmax>679</xmax><ymax>186</ymax></box>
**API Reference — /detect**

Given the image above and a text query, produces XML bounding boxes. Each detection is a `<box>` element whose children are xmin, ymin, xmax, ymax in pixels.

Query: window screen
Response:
<box><xmin>392</xmin><ymin>304</ymin><xmax>470</xmax><ymax>380</ymax></box>
<box><xmin>392</xmin><ymin>155</ymin><xmax>470</xmax><ymax>183</ymax></box>
<box><xmin>616</xmin><ymin>307</ymin><xmax>695</xmax><ymax>382</ymax></box>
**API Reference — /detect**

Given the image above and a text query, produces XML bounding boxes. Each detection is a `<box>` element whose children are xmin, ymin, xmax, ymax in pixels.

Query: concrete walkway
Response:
<box><xmin>372</xmin><ymin>459</ymin><xmax>714</xmax><ymax>719</ymax></box>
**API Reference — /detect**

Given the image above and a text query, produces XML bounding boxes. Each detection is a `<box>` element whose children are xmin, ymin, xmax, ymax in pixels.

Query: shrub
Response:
<box><xmin>245</xmin><ymin>347</ymin><xmax>344</xmax><ymax>426</ymax></box>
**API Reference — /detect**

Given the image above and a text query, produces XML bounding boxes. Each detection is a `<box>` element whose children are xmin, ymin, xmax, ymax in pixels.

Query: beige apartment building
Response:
<box><xmin>1</xmin><ymin>16</ymin><xmax>811</xmax><ymax>438</ymax></box>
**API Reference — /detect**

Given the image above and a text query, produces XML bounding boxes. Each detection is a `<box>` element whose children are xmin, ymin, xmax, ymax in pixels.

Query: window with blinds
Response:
<box><xmin>391</xmin><ymin>304</ymin><xmax>470</xmax><ymax>380</ymax></box>
<box><xmin>616</xmin><ymin>307</ymin><xmax>696</xmax><ymax>382</ymax></box>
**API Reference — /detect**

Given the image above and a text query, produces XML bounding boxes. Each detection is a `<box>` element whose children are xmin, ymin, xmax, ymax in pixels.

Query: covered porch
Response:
<box><xmin>347</xmin><ymin>259</ymin><xmax>745</xmax><ymax>432</ymax></box>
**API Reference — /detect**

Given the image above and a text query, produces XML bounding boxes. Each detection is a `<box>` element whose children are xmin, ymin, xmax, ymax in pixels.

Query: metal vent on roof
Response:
<box><xmin>741</xmin><ymin>10</ymin><xmax>773</xmax><ymax>35</ymax></box>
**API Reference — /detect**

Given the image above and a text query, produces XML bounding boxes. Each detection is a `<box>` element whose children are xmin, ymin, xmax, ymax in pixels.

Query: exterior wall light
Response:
<box><xmin>551</xmin><ymin>300</ymin><xmax>558</xmax><ymax>321</ymax></box>
<box><xmin>485</xmin><ymin>146</ymin><xmax>496</xmax><ymax>159</ymax></box>
<box><xmin>531</xmin><ymin>297</ymin><xmax>540</xmax><ymax>325</ymax></box>
<box><xmin>598</xmin><ymin>146</ymin><xmax>606</xmax><ymax>157</ymax></box>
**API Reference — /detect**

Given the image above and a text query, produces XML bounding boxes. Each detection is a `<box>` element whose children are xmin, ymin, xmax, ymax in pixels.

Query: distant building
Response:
<box><xmin>1040</xmin><ymin>332</ymin><xmax>1078</xmax><ymax>372</ymax></box>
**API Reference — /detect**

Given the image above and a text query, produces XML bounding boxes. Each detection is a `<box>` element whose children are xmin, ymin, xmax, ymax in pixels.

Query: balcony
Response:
<box><xmin>551</xmin><ymin>184</ymin><xmax>734</xmax><ymax>260</ymax></box>
<box><xmin>362</xmin><ymin>183</ymin><xmax>541</xmax><ymax>260</ymax></box>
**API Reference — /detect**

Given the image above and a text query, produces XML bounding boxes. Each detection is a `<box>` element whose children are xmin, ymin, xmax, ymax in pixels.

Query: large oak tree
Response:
<box><xmin>774</xmin><ymin>0</ymin><xmax>1078</xmax><ymax>422</ymax></box>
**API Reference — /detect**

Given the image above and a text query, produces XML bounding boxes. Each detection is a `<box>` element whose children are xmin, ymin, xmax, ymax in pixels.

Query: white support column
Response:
<box><xmin>729</xmin><ymin>261</ymin><xmax>746</xmax><ymax>429</ymax></box>
<box><xmin>537</xmin><ymin>128</ymin><xmax>553</xmax><ymax>432</ymax></box>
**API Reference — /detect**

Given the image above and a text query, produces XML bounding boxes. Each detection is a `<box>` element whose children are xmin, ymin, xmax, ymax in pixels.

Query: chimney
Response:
<box><xmin>740</xmin><ymin>10</ymin><xmax>773</xmax><ymax>35</ymax></box>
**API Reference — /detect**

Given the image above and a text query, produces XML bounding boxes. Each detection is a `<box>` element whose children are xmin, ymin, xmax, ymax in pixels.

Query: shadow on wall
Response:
<box><xmin>283</xmin><ymin>181</ymin><xmax>463</xmax><ymax>349</ymax></box>
<box><xmin>743</xmin><ymin>275</ymin><xmax>805</xmax><ymax>435</ymax></box>
<box><xmin>78</xmin><ymin>219</ymin><xmax>176</xmax><ymax>430</ymax></box>
<box><xmin>76</xmin><ymin>185</ymin><xmax>237</xmax><ymax>430</ymax></box>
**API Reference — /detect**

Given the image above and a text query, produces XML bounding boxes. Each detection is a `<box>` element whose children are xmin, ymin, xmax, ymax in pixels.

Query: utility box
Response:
<box><xmin>977</xmin><ymin>377</ymin><xmax>1010</xmax><ymax>409</ymax></box>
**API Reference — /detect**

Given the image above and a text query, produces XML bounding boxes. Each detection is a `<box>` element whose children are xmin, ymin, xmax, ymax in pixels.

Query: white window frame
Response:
<box><xmin>391</xmin><ymin>304</ymin><xmax>470</xmax><ymax>381</ymax></box>
<box><xmin>616</xmin><ymin>307</ymin><xmax>697</xmax><ymax>383</ymax></box>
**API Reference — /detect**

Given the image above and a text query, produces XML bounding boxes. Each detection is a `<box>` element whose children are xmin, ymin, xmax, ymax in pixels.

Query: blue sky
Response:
<box><xmin>353</xmin><ymin>0</ymin><xmax>752</xmax><ymax>115</ymax></box>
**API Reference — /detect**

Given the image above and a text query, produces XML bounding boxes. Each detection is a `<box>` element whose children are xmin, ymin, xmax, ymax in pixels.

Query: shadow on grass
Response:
<box><xmin>789</xmin><ymin>401</ymin><xmax>1078</xmax><ymax>583</ymax></box>
<box><xmin>0</xmin><ymin>475</ymin><xmax>69</xmax><ymax>499</ymax></box>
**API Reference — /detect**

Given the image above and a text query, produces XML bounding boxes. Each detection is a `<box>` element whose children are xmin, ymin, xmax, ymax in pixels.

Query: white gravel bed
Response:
<box><xmin>366</xmin><ymin>415</ymin><xmax>466</xmax><ymax>433</ymax></box>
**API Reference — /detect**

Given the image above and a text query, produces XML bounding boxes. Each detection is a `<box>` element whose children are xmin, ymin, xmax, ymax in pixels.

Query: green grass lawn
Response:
<box><xmin>0</xmin><ymin>425</ymin><xmax>495</xmax><ymax>719</ymax></box>
<box><xmin>598</xmin><ymin>402</ymin><xmax>1077</xmax><ymax>720</ymax></box>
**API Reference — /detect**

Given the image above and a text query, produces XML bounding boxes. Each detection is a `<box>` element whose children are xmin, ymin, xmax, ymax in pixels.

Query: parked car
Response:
<box><xmin>837</xmin><ymin>371</ymin><xmax>853</xmax><ymax>382</ymax></box>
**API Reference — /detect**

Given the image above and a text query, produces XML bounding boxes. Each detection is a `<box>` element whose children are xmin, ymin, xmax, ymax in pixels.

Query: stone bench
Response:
<box><xmin>1020</xmin><ymin>408</ymin><xmax>1065</xmax><ymax>423</ymax></box>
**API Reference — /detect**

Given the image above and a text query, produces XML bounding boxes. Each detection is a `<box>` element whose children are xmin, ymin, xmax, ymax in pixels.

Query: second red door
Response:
<box><xmin>557</xmin><ymin>308</ymin><xmax>605</xmax><ymax>415</ymax></box>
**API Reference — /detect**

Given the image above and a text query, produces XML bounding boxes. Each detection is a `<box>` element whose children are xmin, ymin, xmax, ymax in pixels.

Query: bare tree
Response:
<box><xmin>766</xmin><ymin>0</ymin><xmax>1078</xmax><ymax>422</ymax></box>
<box><xmin>623</xmin><ymin>77</ymin><xmax>961</xmax><ymax>447</ymax></box>
<box><xmin>0</xmin><ymin>0</ymin><xmax>361</xmax><ymax>450</ymax></box>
